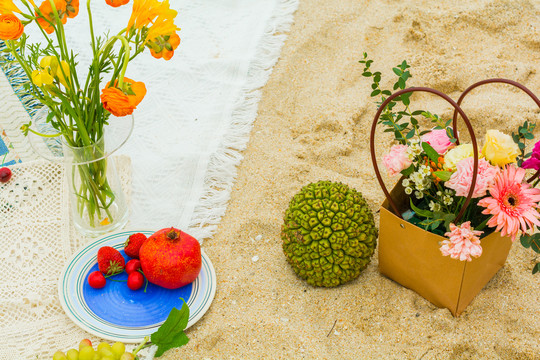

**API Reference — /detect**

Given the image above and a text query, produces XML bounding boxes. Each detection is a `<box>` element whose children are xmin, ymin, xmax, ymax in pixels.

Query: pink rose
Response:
<box><xmin>445</xmin><ymin>157</ymin><xmax>499</xmax><ymax>198</ymax></box>
<box><xmin>422</xmin><ymin>129</ymin><xmax>453</xmax><ymax>154</ymax></box>
<box><xmin>382</xmin><ymin>144</ymin><xmax>412</xmax><ymax>177</ymax></box>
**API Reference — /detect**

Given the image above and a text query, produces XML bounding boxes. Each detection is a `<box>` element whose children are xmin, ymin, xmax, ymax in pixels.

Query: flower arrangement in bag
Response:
<box><xmin>361</xmin><ymin>53</ymin><xmax>540</xmax><ymax>273</ymax></box>
<box><xmin>0</xmin><ymin>0</ymin><xmax>180</xmax><ymax>229</ymax></box>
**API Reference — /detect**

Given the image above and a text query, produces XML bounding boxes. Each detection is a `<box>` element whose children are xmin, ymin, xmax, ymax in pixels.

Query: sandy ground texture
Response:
<box><xmin>168</xmin><ymin>0</ymin><xmax>540</xmax><ymax>359</ymax></box>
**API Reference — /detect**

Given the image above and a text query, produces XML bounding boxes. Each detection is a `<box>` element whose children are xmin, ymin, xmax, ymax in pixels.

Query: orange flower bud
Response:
<box><xmin>0</xmin><ymin>14</ymin><xmax>24</xmax><ymax>40</ymax></box>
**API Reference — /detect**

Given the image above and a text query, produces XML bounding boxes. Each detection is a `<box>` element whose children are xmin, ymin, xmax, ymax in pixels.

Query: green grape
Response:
<box><xmin>78</xmin><ymin>345</ymin><xmax>95</xmax><ymax>360</ymax></box>
<box><xmin>111</xmin><ymin>342</ymin><xmax>125</xmax><ymax>358</ymax></box>
<box><xmin>91</xmin><ymin>354</ymin><xmax>100</xmax><ymax>360</ymax></box>
<box><xmin>79</xmin><ymin>339</ymin><xmax>92</xmax><ymax>351</ymax></box>
<box><xmin>99</xmin><ymin>348</ymin><xmax>114</xmax><ymax>358</ymax></box>
<box><xmin>66</xmin><ymin>349</ymin><xmax>79</xmax><ymax>360</ymax></box>
<box><xmin>119</xmin><ymin>353</ymin><xmax>135</xmax><ymax>360</ymax></box>
<box><xmin>102</xmin><ymin>356</ymin><xmax>115</xmax><ymax>360</ymax></box>
<box><xmin>97</xmin><ymin>342</ymin><xmax>111</xmax><ymax>352</ymax></box>
<box><xmin>52</xmin><ymin>351</ymin><xmax>67</xmax><ymax>360</ymax></box>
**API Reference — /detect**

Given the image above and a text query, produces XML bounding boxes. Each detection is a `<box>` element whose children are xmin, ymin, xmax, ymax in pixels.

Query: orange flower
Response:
<box><xmin>0</xmin><ymin>14</ymin><xmax>24</xmax><ymax>40</ymax></box>
<box><xmin>66</xmin><ymin>0</ymin><xmax>79</xmax><ymax>18</ymax></box>
<box><xmin>148</xmin><ymin>32</ymin><xmax>180</xmax><ymax>60</ymax></box>
<box><xmin>105</xmin><ymin>0</ymin><xmax>130</xmax><ymax>8</ymax></box>
<box><xmin>0</xmin><ymin>0</ymin><xmax>21</xmax><ymax>14</ymax></box>
<box><xmin>35</xmin><ymin>0</ymin><xmax>67</xmax><ymax>34</ymax></box>
<box><xmin>101</xmin><ymin>77</ymin><xmax>146</xmax><ymax>116</ymax></box>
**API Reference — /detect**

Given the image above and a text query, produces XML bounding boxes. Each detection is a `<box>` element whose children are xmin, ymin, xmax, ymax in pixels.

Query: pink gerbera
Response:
<box><xmin>478</xmin><ymin>165</ymin><xmax>540</xmax><ymax>241</ymax></box>
<box><xmin>440</xmin><ymin>221</ymin><xmax>483</xmax><ymax>261</ymax></box>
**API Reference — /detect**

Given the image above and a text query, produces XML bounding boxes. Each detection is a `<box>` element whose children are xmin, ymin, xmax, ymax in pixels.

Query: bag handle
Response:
<box><xmin>452</xmin><ymin>78</ymin><xmax>540</xmax><ymax>183</ymax></box>
<box><xmin>370</xmin><ymin>87</ymin><xmax>478</xmax><ymax>223</ymax></box>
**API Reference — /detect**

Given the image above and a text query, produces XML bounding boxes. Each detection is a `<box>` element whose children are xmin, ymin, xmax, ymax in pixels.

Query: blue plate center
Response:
<box><xmin>82</xmin><ymin>251</ymin><xmax>192</xmax><ymax>327</ymax></box>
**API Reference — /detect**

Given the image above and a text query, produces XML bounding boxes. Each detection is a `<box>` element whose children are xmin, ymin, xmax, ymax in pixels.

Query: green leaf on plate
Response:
<box><xmin>151</xmin><ymin>301</ymin><xmax>190</xmax><ymax>357</ymax></box>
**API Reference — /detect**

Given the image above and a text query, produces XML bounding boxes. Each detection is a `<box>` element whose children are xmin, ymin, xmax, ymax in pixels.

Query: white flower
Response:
<box><xmin>402</xmin><ymin>179</ymin><xmax>410</xmax><ymax>187</ymax></box>
<box><xmin>416</xmin><ymin>182</ymin><xmax>425</xmax><ymax>191</ymax></box>
<box><xmin>405</xmin><ymin>187</ymin><xmax>413</xmax><ymax>195</ymax></box>
<box><xmin>443</xmin><ymin>195</ymin><xmax>453</xmax><ymax>205</ymax></box>
<box><xmin>436</xmin><ymin>191</ymin><xmax>443</xmax><ymax>197</ymax></box>
<box><xmin>429</xmin><ymin>202</ymin><xmax>442</xmax><ymax>212</ymax></box>
<box><xmin>411</xmin><ymin>172</ymin><xmax>424</xmax><ymax>184</ymax></box>
<box><xmin>420</xmin><ymin>165</ymin><xmax>431</xmax><ymax>176</ymax></box>
<box><xmin>415</xmin><ymin>191</ymin><xmax>424</xmax><ymax>199</ymax></box>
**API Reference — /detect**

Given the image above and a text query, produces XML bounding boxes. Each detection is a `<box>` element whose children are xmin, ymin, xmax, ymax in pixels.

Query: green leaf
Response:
<box><xmin>371</xmin><ymin>89</ymin><xmax>381</xmax><ymax>97</ymax></box>
<box><xmin>411</xmin><ymin>110</ymin><xmax>424</xmax><ymax>116</ymax></box>
<box><xmin>533</xmin><ymin>263</ymin><xmax>540</xmax><ymax>274</ymax></box>
<box><xmin>371</xmin><ymin>83</ymin><xmax>378</xmax><ymax>90</ymax></box>
<box><xmin>401</xmin><ymin>164</ymin><xmax>415</xmax><ymax>176</ymax></box>
<box><xmin>381</xmin><ymin>90</ymin><xmax>392</xmax><ymax>96</ymax></box>
<box><xmin>406</xmin><ymin>128</ymin><xmax>415</xmax><ymax>139</ymax></box>
<box><xmin>520</xmin><ymin>127</ymin><xmax>529</xmax><ymax>134</ymax></box>
<box><xmin>398</xmin><ymin>77</ymin><xmax>406</xmax><ymax>89</ymax></box>
<box><xmin>430</xmin><ymin>220</ymin><xmax>442</xmax><ymax>230</ymax></box>
<box><xmin>421</xmin><ymin>142</ymin><xmax>440</xmax><ymax>163</ymax></box>
<box><xmin>151</xmin><ymin>302</ymin><xmax>190</xmax><ymax>357</ymax></box>
<box><xmin>409</xmin><ymin>198</ymin><xmax>434</xmax><ymax>218</ymax></box>
<box><xmin>374</xmin><ymin>73</ymin><xmax>381</xmax><ymax>83</ymax></box>
<box><xmin>433</xmin><ymin>170</ymin><xmax>452</xmax><ymax>181</ymax></box>
<box><xmin>402</xmin><ymin>71</ymin><xmax>411</xmax><ymax>81</ymax></box>
<box><xmin>362</xmin><ymin>72</ymin><xmax>372</xmax><ymax>77</ymax></box>
<box><xmin>524</xmin><ymin>133</ymin><xmax>534</xmax><ymax>140</ymax></box>
<box><xmin>519</xmin><ymin>142</ymin><xmax>526</xmax><ymax>150</ymax></box>
<box><xmin>393</xmin><ymin>82</ymin><xmax>400</xmax><ymax>90</ymax></box>
<box><xmin>402</xmin><ymin>92</ymin><xmax>411</xmax><ymax>106</ymax></box>
<box><xmin>392</xmin><ymin>67</ymin><xmax>402</xmax><ymax>76</ymax></box>
<box><xmin>411</xmin><ymin>117</ymin><xmax>418</xmax><ymax>126</ymax></box>
<box><xmin>401</xmin><ymin>60</ymin><xmax>409</xmax><ymax>69</ymax></box>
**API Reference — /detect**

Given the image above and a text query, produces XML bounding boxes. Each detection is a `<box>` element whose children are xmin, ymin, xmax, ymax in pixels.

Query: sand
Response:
<box><xmin>169</xmin><ymin>0</ymin><xmax>540</xmax><ymax>358</ymax></box>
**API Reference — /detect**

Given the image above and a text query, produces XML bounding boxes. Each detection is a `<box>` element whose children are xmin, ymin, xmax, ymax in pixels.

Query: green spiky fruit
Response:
<box><xmin>281</xmin><ymin>181</ymin><xmax>378</xmax><ymax>287</ymax></box>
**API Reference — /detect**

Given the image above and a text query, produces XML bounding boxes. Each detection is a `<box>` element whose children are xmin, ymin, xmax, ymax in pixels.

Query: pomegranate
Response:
<box><xmin>139</xmin><ymin>227</ymin><xmax>202</xmax><ymax>289</ymax></box>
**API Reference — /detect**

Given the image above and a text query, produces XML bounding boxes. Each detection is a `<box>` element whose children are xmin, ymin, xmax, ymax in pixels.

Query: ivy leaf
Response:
<box><xmin>151</xmin><ymin>302</ymin><xmax>190</xmax><ymax>357</ymax></box>
<box><xmin>410</xmin><ymin>198</ymin><xmax>434</xmax><ymax>218</ymax></box>
<box><xmin>421</xmin><ymin>142</ymin><xmax>440</xmax><ymax>163</ymax></box>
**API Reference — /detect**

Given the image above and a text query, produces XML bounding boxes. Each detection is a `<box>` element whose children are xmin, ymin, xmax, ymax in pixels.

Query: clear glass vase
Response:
<box><xmin>63</xmin><ymin>136</ymin><xmax>129</xmax><ymax>236</ymax></box>
<box><xmin>28</xmin><ymin>107</ymin><xmax>133</xmax><ymax>237</ymax></box>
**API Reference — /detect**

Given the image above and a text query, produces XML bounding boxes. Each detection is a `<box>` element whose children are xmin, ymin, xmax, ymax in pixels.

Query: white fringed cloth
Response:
<box><xmin>0</xmin><ymin>0</ymin><xmax>298</xmax><ymax>358</ymax></box>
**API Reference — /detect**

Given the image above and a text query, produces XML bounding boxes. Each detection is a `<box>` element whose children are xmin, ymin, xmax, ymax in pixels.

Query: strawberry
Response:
<box><xmin>97</xmin><ymin>246</ymin><xmax>125</xmax><ymax>275</ymax></box>
<box><xmin>124</xmin><ymin>233</ymin><xmax>147</xmax><ymax>259</ymax></box>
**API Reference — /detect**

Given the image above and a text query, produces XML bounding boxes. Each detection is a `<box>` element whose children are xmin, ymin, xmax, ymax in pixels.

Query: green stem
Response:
<box><xmin>132</xmin><ymin>336</ymin><xmax>150</xmax><ymax>356</ymax></box>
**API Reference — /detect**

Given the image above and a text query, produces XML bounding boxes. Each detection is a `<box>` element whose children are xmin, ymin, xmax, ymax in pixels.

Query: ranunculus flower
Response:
<box><xmin>382</xmin><ymin>144</ymin><xmax>412</xmax><ymax>177</ymax></box>
<box><xmin>101</xmin><ymin>77</ymin><xmax>147</xmax><ymax>116</ymax></box>
<box><xmin>35</xmin><ymin>0</ymin><xmax>68</xmax><ymax>34</ymax></box>
<box><xmin>421</xmin><ymin>129</ymin><xmax>453</xmax><ymax>154</ymax></box>
<box><xmin>445</xmin><ymin>157</ymin><xmax>499</xmax><ymax>198</ymax></box>
<box><xmin>149</xmin><ymin>33</ymin><xmax>181</xmax><ymax>61</ymax></box>
<box><xmin>482</xmin><ymin>129</ymin><xmax>519</xmax><ymax>167</ymax></box>
<box><xmin>0</xmin><ymin>14</ymin><xmax>24</xmax><ymax>40</ymax></box>
<box><xmin>440</xmin><ymin>222</ymin><xmax>483</xmax><ymax>261</ymax></box>
<box><xmin>522</xmin><ymin>140</ymin><xmax>540</xmax><ymax>171</ymax></box>
<box><xmin>105</xmin><ymin>0</ymin><xmax>130</xmax><ymax>8</ymax></box>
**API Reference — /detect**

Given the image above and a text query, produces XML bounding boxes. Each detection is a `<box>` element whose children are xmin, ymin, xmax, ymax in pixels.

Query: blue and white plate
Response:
<box><xmin>58</xmin><ymin>230</ymin><xmax>216</xmax><ymax>342</ymax></box>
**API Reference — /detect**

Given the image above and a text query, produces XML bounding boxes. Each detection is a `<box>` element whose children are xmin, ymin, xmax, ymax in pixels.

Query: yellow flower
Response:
<box><xmin>444</xmin><ymin>144</ymin><xmax>483</xmax><ymax>170</ymax></box>
<box><xmin>31</xmin><ymin>69</ymin><xmax>54</xmax><ymax>87</ymax></box>
<box><xmin>127</xmin><ymin>0</ymin><xmax>179</xmax><ymax>40</ymax></box>
<box><xmin>0</xmin><ymin>0</ymin><xmax>20</xmax><ymax>14</ymax></box>
<box><xmin>39</xmin><ymin>56</ymin><xmax>70</xmax><ymax>87</ymax></box>
<box><xmin>481</xmin><ymin>129</ymin><xmax>520</xmax><ymax>167</ymax></box>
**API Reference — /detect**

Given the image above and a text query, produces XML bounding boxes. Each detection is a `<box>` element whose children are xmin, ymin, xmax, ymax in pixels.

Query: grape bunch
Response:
<box><xmin>52</xmin><ymin>339</ymin><xmax>139</xmax><ymax>360</ymax></box>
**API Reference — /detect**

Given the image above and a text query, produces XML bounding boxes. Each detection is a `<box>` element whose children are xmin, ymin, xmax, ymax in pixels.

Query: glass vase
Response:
<box><xmin>28</xmin><ymin>107</ymin><xmax>133</xmax><ymax>237</ymax></box>
<box><xmin>63</xmin><ymin>135</ymin><xmax>129</xmax><ymax>236</ymax></box>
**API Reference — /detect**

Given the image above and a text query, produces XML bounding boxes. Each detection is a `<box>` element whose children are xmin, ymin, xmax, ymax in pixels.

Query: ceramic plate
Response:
<box><xmin>58</xmin><ymin>230</ymin><xmax>216</xmax><ymax>342</ymax></box>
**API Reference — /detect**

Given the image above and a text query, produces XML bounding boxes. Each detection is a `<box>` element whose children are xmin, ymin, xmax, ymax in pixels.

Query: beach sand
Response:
<box><xmin>171</xmin><ymin>0</ymin><xmax>540</xmax><ymax>358</ymax></box>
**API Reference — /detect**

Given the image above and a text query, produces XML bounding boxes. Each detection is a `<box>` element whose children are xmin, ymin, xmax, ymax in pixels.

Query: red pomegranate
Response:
<box><xmin>139</xmin><ymin>227</ymin><xmax>202</xmax><ymax>289</ymax></box>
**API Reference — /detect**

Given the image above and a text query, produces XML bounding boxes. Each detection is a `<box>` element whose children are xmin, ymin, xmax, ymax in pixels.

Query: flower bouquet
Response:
<box><xmin>0</xmin><ymin>0</ymin><xmax>180</xmax><ymax>235</ymax></box>
<box><xmin>362</xmin><ymin>53</ymin><xmax>540</xmax><ymax>315</ymax></box>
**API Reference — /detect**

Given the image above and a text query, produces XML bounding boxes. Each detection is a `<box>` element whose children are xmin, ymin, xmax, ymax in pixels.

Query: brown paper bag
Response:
<box><xmin>378</xmin><ymin>181</ymin><xmax>512</xmax><ymax>316</ymax></box>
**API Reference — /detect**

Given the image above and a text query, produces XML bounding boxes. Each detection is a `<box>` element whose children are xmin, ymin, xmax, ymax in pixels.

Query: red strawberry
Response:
<box><xmin>124</xmin><ymin>233</ymin><xmax>147</xmax><ymax>259</ymax></box>
<box><xmin>97</xmin><ymin>246</ymin><xmax>125</xmax><ymax>275</ymax></box>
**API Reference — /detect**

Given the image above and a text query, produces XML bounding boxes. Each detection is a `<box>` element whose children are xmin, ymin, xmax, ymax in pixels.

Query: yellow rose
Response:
<box><xmin>481</xmin><ymin>129</ymin><xmax>519</xmax><ymax>167</ymax></box>
<box><xmin>444</xmin><ymin>144</ymin><xmax>483</xmax><ymax>170</ymax></box>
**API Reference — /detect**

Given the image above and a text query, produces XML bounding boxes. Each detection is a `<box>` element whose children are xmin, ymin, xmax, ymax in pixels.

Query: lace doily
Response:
<box><xmin>0</xmin><ymin>157</ymin><xmax>134</xmax><ymax>359</ymax></box>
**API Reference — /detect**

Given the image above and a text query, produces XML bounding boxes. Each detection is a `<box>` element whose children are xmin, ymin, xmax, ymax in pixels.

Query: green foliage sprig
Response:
<box><xmin>512</xmin><ymin>120</ymin><xmax>536</xmax><ymax>166</ymax></box>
